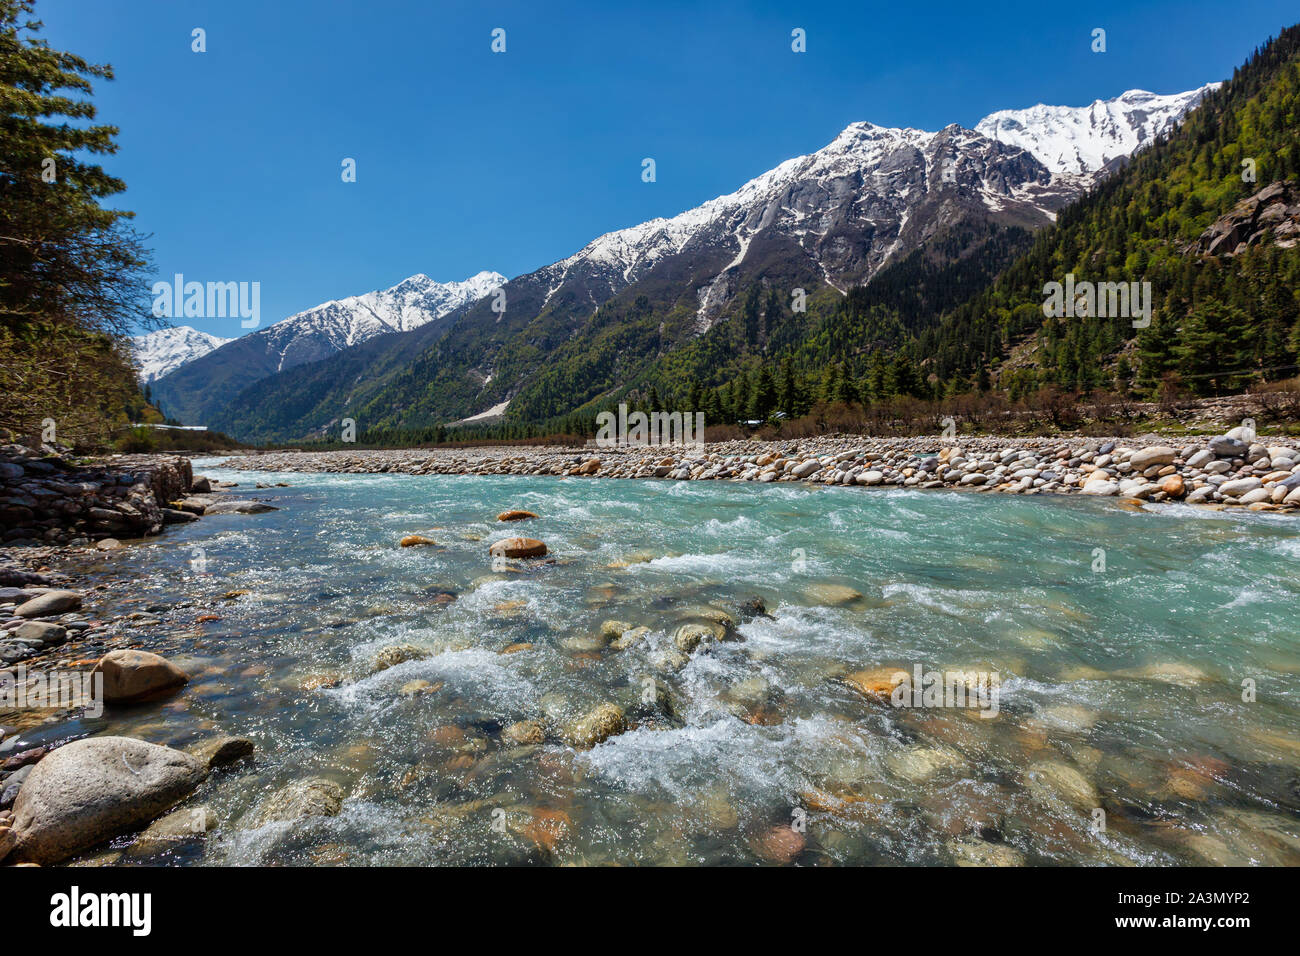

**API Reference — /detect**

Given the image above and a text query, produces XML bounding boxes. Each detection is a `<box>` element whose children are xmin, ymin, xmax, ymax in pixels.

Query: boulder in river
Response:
<box><xmin>251</xmin><ymin>777</ymin><xmax>343</xmax><ymax>826</ymax></box>
<box><xmin>8</xmin><ymin>736</ymin><xmax>207</xmax><ymax>864</ymax></box>
<box><xmin>488</xmin><ymin>537</ymin><xmax>548</xmax><ymax>559</ymax></box>
<box><xmin>563</xmin><ymin>704</ymin><xmax>627</xmax><ymax>748</ymax></box>
<box><xmin>399</xmin><ymin>534</ymin><xmax>436</xmax><ymax>547</ymax></box>
<box><xmin>497</xmin><ymin>510</ymin><xmax>538</xmax><ymax>521</ymax></box>
<box><xmin>92</xmin><ymin>649</ymin><xmax>190</xmax><ymax>703</ymax></box>
<box><xmin>803</xmin><ymin>583</ymin><xmax>863</xmax><ymax>607</ymax></box>
<box><xmin>188</xmin><ymin>735</ymin><xmax>255</xmax><ymax>771</ymax></box>
<box><xmin>371</xmin><ymin>643</ymin><xmax>427</xmax><ymax>673</ymax></box>
<box><xmin>204</xmin><ymin>499</ymin><xmax>277</xmax><ymax>515</ymax></box>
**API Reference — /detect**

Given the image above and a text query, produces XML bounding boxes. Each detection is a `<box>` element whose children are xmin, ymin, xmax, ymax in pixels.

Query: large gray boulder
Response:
<box><xmin>8</xmin><ymin>736</ymin><xmax>207</xmax><ymax>864</ymax></box>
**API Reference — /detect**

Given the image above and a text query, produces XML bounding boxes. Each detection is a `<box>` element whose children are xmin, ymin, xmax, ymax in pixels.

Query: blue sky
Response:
<box><xmin>39</xmin><ymin>0</ymin><xmax>1298</xmax><ymax>337</ymax></box>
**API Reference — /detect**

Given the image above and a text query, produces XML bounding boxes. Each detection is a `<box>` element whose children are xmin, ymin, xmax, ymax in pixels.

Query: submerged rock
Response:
<box><xmin>399</xmin><ymin>534</ymin><xmax>437</xmax><ymax>547</ymax></box>
<box><xmin>1025</xmin><ymin>760</ymin><xmax>1098</xmax><ymax>811</ymax></box>
<box><xmin>803</xmin><ymin>583</ymin><xmax>863</xmax><ymax>607</ymax></box>
<box><xmin>129</xmin><ymin>804</ymin><xmax>217</xmax><ymax>854</ymax></box>
<box><xmin>497</xmin><ymin>510</ymin><xmax>538</xmax><ymax>521</ymax></box>
<box><xmin>188</xmin><ymin>735</ymin><xmax>255</xmax><ymax>771</ymax></box>
<box><xmin>949</xmin><ymin>837</ymin><xmax>1025</xmax><ymax>867</ymax></box>
<box><xmin>251</xmin><ymin>777</ymin><xmax>344</xmax><ymax>826</ymax></box>
<box><xmin>502</xmin><ymin>720</ymin><xmax>545</xmax><ymax>745</ymax></box>
<box><xmin>673</xmin><ymin>622</ymin><xmax>722</xmax><ymax>654</ymax></box>
<box><xmin>371</xmin><ymin>643</ymin><xmax>427</xmax><ymax>673</ymax></box>
<box><xmin>564</xmin><ymin>704</ymin><xmax>627</xmax><ymax>749</ymax></box>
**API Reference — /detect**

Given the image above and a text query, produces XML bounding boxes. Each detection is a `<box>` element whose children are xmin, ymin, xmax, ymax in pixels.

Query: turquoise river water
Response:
<box><xmin>47</xmin><ymin>458</ymin><xmax>1300</xmax><ymax>865</ymax></box>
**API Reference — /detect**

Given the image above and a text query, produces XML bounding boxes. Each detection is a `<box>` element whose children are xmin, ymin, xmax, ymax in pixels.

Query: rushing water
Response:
<box><xmin>47</xmin><ymin>458</ymin><xmax>1300</xmax><ymax>865</ymax></box>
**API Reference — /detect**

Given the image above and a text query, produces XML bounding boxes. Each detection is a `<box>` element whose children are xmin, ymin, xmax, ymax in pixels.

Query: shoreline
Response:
<box><xmin>223</xmin><ymin>431</ymin><xmax>1300</xmax><ymax>514</ymax></box>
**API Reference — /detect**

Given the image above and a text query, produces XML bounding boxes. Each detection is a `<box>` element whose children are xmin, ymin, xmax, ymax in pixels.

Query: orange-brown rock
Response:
<box><xmin>400</xmin><ymin>534</ymin><xmax>436</xmax><ymax>547</ymax></box>
<box><xmin>842</xmin><ymin>667</ymin><xmax>906</xmax><ymax>701</ymax></box>
<box><xmin>497</xmin><ymin>510</ymin><xmax>538</xmax><ymax>522</ymax></box>
<box><xmin>488</xmin><ymin>537</ymin><xmax>547</xmax><ymax>559</ymax></box>
<box><xmin>91</xmin><ymin>650</ymin><xmax>189</xmax><ymax>703</ymax></box>
<box><xmin>1160</xmin><ymin>474</ymin><xmax>1186</xmax><ymax>499</ymax></box>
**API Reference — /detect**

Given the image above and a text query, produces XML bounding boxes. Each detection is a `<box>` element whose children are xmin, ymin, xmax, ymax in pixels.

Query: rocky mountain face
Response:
<box><xmin>130</xmin><ymin>327</ymin><xmax>232</xmax><ymax>384</ymax></box>
<box><xmin>149</xmin><ymin>271</ymin><xmax>504</xmax><ymax>425</ymax></box>
<box><xmin>193</xmin><ymin>87</ymin><xmax>1212</xmax><ymax>440</ymax></box>
<box><xmin>1190</xmin><ymin>180</ymin><xmax>1300</xmax><ymax>256</ymax></box>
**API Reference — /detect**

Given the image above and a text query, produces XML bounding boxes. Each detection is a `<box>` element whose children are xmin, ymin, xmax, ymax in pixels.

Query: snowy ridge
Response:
<box><xmin>257</xmin><ymin>270</ymin><xmax>506</xmax><ymax>371</ymax></box>
<box><xmin>976</xmin><ymin>85</ymin><xmax>1220</xmax><ymax>177</ymax></box>
<box><xmin>131</xmin><ymin>326</ymin><xmax>233</xmax><ymax>383</ymax></box>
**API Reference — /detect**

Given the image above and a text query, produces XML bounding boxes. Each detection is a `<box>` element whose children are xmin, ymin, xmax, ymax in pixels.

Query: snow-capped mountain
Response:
<box><xmin>254</xmin><ymin>270</ymin><xmax>506</xmax><ymax>371</ymax></box>
<box><xmin>525</xmin><ymin>87</ymin><xmax>1212</xmax><ymax>328</ymax></box>
<box><xmin>976</xmin><ymin>85</ymin><xmax>1219</xmax><ymax>177</ymax></box>
<box><xmin>200</xmin><ymin>85</ymin><xmax>1217</xmax><ymax>437</ymax></box>
<box><xmin>131</xmin><ymin>326</ymin><xmax>233</xmax><ymax>383</ymax></box>
<box><xmin>150</xmin><ymin>270</ymin><xmax>504</xmax><ymax>424</ymax></box>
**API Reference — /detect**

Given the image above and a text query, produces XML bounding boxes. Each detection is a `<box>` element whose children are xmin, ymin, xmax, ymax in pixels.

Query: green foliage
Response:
<box><xmin>0</xmin><ymin>0</ymin><xmax>153</xmax><ymax>448</ymax></box>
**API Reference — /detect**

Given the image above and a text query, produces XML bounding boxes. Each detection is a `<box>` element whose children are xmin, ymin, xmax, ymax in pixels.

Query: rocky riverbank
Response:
<box><xmin>229</xmin><ymin>427</ymin><xmax>1300</xmax><ymax>512</ymax></box>
<box><xmin>0</xmin><ymin>444</ymin><xmax>199</xmax><ymax>547</ymax></box>
<box><xmin>0</xmin><ymin>451</ymin><xmax>284</xmax><ymax>864</ymax></box>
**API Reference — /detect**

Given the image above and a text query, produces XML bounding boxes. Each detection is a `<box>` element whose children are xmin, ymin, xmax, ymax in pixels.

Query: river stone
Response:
<box><xmin>1208</xmin><ymin>436</ymin><xmax>1249</xmax><ymax>458</ymax></box>
<box><xmin>371</xmin><ymin>643</ymin><xmax>426</xmax><ymax>672</ymax></box>
<box><xmin>188</xmin><ymin>735</ymin><xmax>255</xmax><ymax>771</ymax></box>
<box><xmin>14</xmin><ymin>590</ymin><xmax>82</xmax><ymax>618</ymax></box>
<box><xmin>502</xmin><ymin>720</ymin><xmax>545</xmax><ymax>745</ymax></box>
<box><xmin>563</xmin><ymin>704</ymin><xmax>627</xmax><ymax>749</ymax></box>
<box><xmin>251</xmin><ymin>777</ymin><xmax>343</xmax><ymax>826</ymax></box>
<box><xmin>1081</xmin><ymin>480</ymin><xmax>1119</xmax><ymax>496</ymax></box>
<box><xmin>673</xmin><ymin>622</ymin><xmax>720</xmax><ymax>654</ymax></box>
<box><xmin>497</xmin><ymin>510</ymin><xmax>538</xmax><ymax>521</ymax></box>
<box><xmin>804</xmin><ymin>583</ymin><xmax>864</xmax><ymax>607</ymax></box>
<box><xmin>1218</xmin><ymin>477</ymin><xmax>1262</xmax><ymax>497</ymax></box>
<box><xmin>949</xmin><ymin>838</ymin><xmax>1025</xmax><ymax>867</ymax></box>
<box><xmin>488</xmin><ymin>537</ymin><xmax>547</xmax><ymax>559</ymax></box>
<box><xmin>13</xmin><ymin>620</ymin><xmax>67</xmax><ymax>646</ymax></box>
<box><xmin>9</xmin><ymin>736</ymin><xmax>207</xmax><ymax>864</ymax></box>
<box><xmin>1025</xmin><ymin>761</ymin><xmax>1097</xmax><ymax>810</ymax></box>
<box><xmin>1129</xmin><ymin>446</ymin><xmax>1177</xmax><ymax>469</ymax></box>
<box><xmin>204</xmin><ymin>499</ymin><xmax>278</xmax><ymax>515</ymax></box>
<box><xmin>129</xmin><ymin>804</ymin><xmax>217</xmax><ymax>853</ymax></box>
<box><xmin>399</xmin><ymin>534</ymin><xmax>436</xmax><ymax>547</ymax></box>
<box><xmin>92</xmin><ymin>649</ymin><xmax>190</xmax><ymax>702</ymax></box>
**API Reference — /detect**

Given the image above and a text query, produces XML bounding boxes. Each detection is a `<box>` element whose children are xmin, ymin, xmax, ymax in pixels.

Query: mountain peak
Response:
<box><xmin>975</xmin><ymin>84</ymin><xmax>1219</xmax><ymax>176</ymax></box>
<box><xmin>131</xmin><ymin>326</ymin><xmax>233</xmax><ymax>383</ymax></box>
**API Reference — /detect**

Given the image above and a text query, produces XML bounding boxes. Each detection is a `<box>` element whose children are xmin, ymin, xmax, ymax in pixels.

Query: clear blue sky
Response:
<box><xmin>39</xmin><ymin>0</ymin><xmax>1298</xmax><ymax>337</ymax></box>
